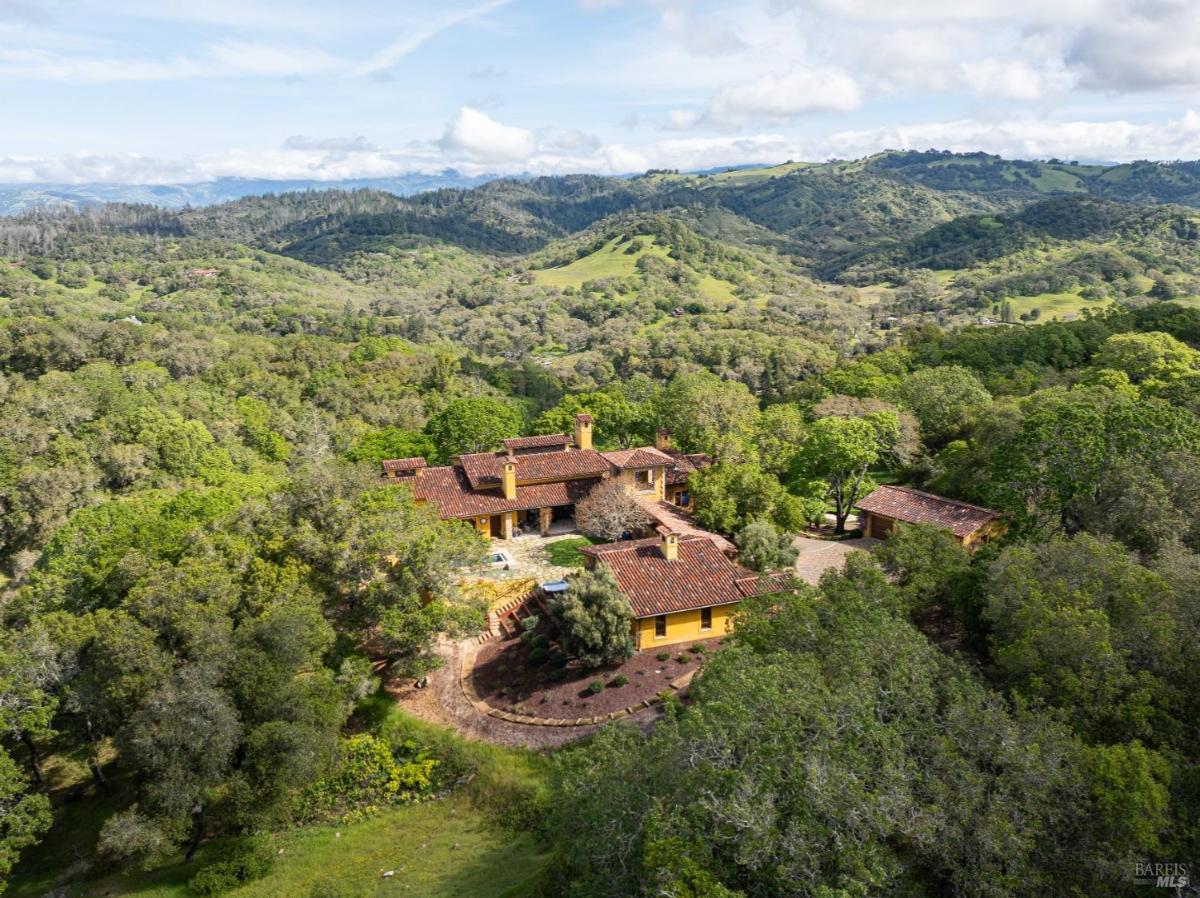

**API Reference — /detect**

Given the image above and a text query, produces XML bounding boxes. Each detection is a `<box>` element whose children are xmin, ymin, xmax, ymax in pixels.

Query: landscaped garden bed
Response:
<box><xmin>472</xmin><ymin>623</ymin><xmax>724</xmax><ymax>718</ymax></box>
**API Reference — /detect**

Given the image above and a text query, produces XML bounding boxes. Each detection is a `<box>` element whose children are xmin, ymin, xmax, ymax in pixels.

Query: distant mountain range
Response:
<box><xmin>0</xmin><ymin>170</ymin><xmax>504</xmax><ymax>216</ymax></box>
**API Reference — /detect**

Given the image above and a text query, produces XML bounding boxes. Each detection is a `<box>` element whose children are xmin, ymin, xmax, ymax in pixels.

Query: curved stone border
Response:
<box><xmin>460</xmin><ymin>637</ymin><xmax>696</xmax><ymax>727</ymax></box>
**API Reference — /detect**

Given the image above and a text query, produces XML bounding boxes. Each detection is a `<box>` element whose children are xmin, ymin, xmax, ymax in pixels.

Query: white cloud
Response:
<box><xmin>6</xmin><ymin>110</ymin><xmax>1199</xmax><ymax>186</ymax></box>
<box><xmin>0</xmin><ymin>40</ymin><xmax>340</xmax><ymax>81</ymax></box>
<box><xmin>1066</xmin><ymin>2</ymin><xmax>1200</xmax><ymax>91</ymax></box>
<box><xmin>960</xmin><ymin>59</ymin><xmax>1073</xmax><ymax>101</ymax></box>
<box><xmin>659</xmin><ymin>6</ymin><xmax>746</xmax><ymax>56</ymax></box>
<box><xmin>204</xmin><ymin>40</ymin><xmax>340</xmax><ymax>77</ymax></box>
<box><xmin>438</xmin><ymin>106</ymin><xmax>537</xmax><ymax>163</ymax></box>
<box><xmin>351</xmin><ymin>0</ymin><xmax>511</xmax><ymax>77</ymax></box>
<box><xmin>549</xmin><ymin>129</ymin><xmax>604</xmax><ymax>151</ymax></box>
<box><xmin>281</xmin><ymin>135</ymin><xmax>379</xmax><ymax>152</ymax></box>
<box><xmin>813</xmin><ymin>110</ymin><xmax>1200</xmax><ymax>163</ymax></box>
<box><xmin>704</xmin><ymin>66</ymin><xmax>864</xmax><ymax>126</ymax></box>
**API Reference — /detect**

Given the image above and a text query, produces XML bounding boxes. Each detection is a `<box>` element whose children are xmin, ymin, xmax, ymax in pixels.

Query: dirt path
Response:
<box><xmin>387</xmin><ymin>635</ymin><xmax>663</xmax><ymax>749</ymax></box>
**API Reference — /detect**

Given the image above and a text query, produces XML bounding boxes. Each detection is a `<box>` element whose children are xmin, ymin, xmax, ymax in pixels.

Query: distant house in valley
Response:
<box><xmin>580</xmin><ymin>530</ymin><xmax>791</xmax><ymax>650</ymax></box>
<box><xmin>856</xmin><ymin>485</ymin><xmax>1005</xmax><ymax>547</ymax></box>
<box><xmin>381</xmin><ymin>414</ymin><xmax>713</xmax><ymax>541</ymax></box>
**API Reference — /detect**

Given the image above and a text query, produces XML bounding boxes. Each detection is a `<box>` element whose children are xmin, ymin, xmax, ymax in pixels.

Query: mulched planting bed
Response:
<box><xmin>472</xmin><ymin>623</ymin><xmax>724</xmax><ymax>718</ymax></box>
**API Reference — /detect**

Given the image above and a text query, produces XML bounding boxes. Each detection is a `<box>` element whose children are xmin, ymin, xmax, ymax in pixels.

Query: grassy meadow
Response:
<box><xmin>9</xmin><ymin>701</ymin><xmax>553</xmax><ymax>898</ymax></box>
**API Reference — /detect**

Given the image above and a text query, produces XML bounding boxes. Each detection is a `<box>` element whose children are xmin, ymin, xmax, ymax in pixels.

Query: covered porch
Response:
<box><xmin>477</xmin><ymin>503</ymin><xmax>578</xmax><ymax>540</ymax></box>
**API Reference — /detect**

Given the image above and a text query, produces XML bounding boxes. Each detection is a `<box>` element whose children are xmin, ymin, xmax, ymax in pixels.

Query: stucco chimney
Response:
<box><xmin>655</xmin><ymin>427</ymin><xmax>672</xmax><ymax>451</ymax></box>
<box><xmin>661</xmin><ymin>530</ymin><xmax>679</xmax><ymax>561</ymax></box>
<box><xmin>502</xmin><ymin>461</ymin><xmax>517</xmax><ymax>500</ymax></box>
<box><xmin>574</xmin><ymin>413</ymin><xmax>594</xmax><ymax>451</ymax></box>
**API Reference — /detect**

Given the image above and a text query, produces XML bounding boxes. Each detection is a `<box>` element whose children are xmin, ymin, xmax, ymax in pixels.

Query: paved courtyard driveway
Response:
<box><xmin>792</xmin><ymin>535</ymin><xmax>879</xmax><ymax>585</ymax></box>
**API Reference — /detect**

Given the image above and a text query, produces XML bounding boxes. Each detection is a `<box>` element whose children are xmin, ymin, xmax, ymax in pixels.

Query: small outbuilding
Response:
<box><xmin>856</xmin><ymin>485</ymin><xmax>1005</xmax><ymax>548</ymax></box>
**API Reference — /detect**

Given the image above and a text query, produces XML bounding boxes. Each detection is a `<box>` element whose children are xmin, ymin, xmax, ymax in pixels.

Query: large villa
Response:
<box><xmin>380</xmin><ymin>414</ymin><xmax>1003</xmax><ymax>650</ymax></box>
<box><xmin>381</xmin><ymin>413</ymin><xmax>713</xmax><ymax>543</ymax></box>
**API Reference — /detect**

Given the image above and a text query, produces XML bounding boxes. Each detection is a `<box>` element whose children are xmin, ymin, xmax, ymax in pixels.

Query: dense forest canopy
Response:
<box><xmin>4</xmin><ymin>151</ymin><xmax>1200</xmax><ymax>897</ymax></box>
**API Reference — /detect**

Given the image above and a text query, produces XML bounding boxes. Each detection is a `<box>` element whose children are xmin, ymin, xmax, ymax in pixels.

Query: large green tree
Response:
<box><xmin>897</xmin><ymin>364</ymin><xmax>991</xmax><ymax>449</ymax></box>
<box><xmin>0</xmin><ymin>748</ymin><xmax>50</xmax><ymax>895</ymax></box>
<box><xmin>423</xmin><ymin>397</ymin><xmax>523</xmax><ymax>460</ymax></box>
<box><xmin>552</xmin><ymin>556</ymin><xmax>1158</xmax><ymax>898</ymax></box>
<box><xmin>551</xmin><ymin>568</ymin><xmax>635</xmax><ymax>669</ymax></box>
<box><xmin>789</xmin><ymin>413</ymin><xmax>897</xmax><ymax>533</ymax></box>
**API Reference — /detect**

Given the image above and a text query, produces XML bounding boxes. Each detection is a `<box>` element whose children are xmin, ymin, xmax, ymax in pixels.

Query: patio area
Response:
<box><xmin>792</xmin><ymin>534</ymin><xmax>879</xmax><ymax>585</ymax></box>
<box><xmin>473</xmin><ymin>527</ymin><xmax>600</xmax><ymax>584</ymax></box>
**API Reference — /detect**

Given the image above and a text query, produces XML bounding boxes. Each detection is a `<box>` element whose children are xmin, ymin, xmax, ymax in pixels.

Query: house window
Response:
<box><xmin>635</xmin><ymin>469</ymin><xmax>654</xmax><ymax>490</ymax></box>
<box><xmin>654</xmin><ymin>615</ymin><xmax>667</xmax><ymax>638</ymax></box>
<box><xmin>676</xmin><ymin>490</ymin><xmax>690</xmax><ymax>507</ymax></box>
<box><xmin>700</xmin><ymin>607</ymin><xmax>712</xmax><ymax>631</ymax></box>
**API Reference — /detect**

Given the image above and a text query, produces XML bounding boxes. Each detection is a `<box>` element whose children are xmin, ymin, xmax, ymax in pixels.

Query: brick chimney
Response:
<box><xmin>502</xmin><ymin>461</ymin><xmax>517</xmax><ymax>500</ymax></box>
<box><xmin>574</xmin><ymin>413</ymin><xmax>594</xmax><ymax>451</ymax></box>
<box><xmin>661</xmin><ymin>530</ymin><xmax>679</xmax><ymax>561</ymax></box>
<box><xmin>655</xmin><ymin>427</ymin><xmax>672</xmax><ymax>451</ymax></box>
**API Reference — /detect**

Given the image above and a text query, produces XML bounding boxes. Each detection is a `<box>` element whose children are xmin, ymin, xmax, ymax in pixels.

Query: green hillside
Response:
<box><xmin>531</xmin><ymin>231</ymin><xmax>740</xmax><ymax>302</ymax></box>
<box><xmin>531</xmin><ymin>232</ymin><xmax>674</xmax><ymax>288</ymax></box>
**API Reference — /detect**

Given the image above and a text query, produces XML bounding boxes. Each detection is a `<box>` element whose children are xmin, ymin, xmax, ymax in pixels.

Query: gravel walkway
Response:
<box><xmin>792</xmin><ymin>535</ymin><xmax>879</xmax><ymax>585</ymax></box>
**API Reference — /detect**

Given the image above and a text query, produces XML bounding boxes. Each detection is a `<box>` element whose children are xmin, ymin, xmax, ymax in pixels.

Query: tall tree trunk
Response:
<box><xmin>21</xmin><ymin>731</ymin><xmax>42</xmax><ymax>786</ymax></box>
<box><xmin>185</xmin><ymin>806</ymin><xmax>206</xmax><ymax>862</ymax></box>
<box><xmin>84</xmin><ymin>717</ymin><xmax>107</xmax><ymax>789</ymax></box>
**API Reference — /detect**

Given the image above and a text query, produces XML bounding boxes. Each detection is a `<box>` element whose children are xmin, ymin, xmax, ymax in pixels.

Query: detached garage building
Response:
<box><xmin>857</xmin><ymin>485</ymin><xmax>1005</xmax><ymax>548</ymax></box>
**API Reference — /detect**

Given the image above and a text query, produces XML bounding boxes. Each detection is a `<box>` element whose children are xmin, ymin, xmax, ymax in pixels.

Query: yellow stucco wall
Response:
<box><xmin>634</xmin><ymin>603</ymin><xmax>735</xmax><ymax>650</ymax></box>
<box><xmin>665</xmin><ymin>484</ymin><xmax>693</xmax><ymax>510</ymax></box>
<box><xmin>864</xmin><ymin>512</ymin><xmax>1007</xmax><ymax>550</ymax></box>
<box><xmin>472</xmin><ymin>511</ymin><xmax>519</xmax><ymax>539</ymax></box>
<box><xmin>616</xmin><ymin>465</ymin><xmax>666</xmax><ymax>501</ymax></box>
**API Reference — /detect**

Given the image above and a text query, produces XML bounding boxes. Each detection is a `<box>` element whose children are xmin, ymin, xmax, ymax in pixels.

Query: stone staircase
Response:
<box><xmin>483</xmin><ymin>587</ymin><xmax>551</xmax><ymax>641</ymax></box>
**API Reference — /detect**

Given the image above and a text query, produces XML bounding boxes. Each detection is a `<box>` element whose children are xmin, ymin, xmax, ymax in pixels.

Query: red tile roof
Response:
<box><xmin>634</xmin><ymin>497</ymin><xmax>736</xmax><ymax>554</ymax></box>
<box><xmin>412</xmin><ymin>466</ymin><xmax>599</xmax><ymax>519</ymax></box>
<box><xmin>856</xmin><ymin>485</ymin><xmax>1000</xmax><ymax>538</ymax></box>
<box><xmin>660</xmin><ymin>448</ymin><xmax>712</xmax><ymax>485</ymax></box>
<box><xmin>381</xmin><ymin>457</ymin><xmax>428</xmax><ymax>474</ymax></box>
<box><xmin>502</xmin><ymin>433</ymin><xmax>572</xmax><ymax>451</ymax></box>
<box><xmin>458</xmin><ymin>449</ymin><xmax>610</xmax><ymax>487</ymax></box>
<box><xmin>582</xmin><ymin>535</ymin><xmax>791</xmax><ymax>618</ymax></box>
<box><xmin>601</xmin><ymin>447</ymin><xmax>675</xmax><ymax>469</ymax></box>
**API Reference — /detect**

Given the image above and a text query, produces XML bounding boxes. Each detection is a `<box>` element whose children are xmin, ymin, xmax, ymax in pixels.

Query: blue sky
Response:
<box><xmin>2</xmin><ymin>0</ymin><xmax>1200</xmax><ymax>183</ymax></box>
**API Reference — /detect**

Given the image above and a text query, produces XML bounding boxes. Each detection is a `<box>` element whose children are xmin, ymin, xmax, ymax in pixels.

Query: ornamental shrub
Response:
<box><xmin>188</xmin><ymin>837</ymin><xmax>274</xmax><ymax>895</ymax></box>
<box><xmin>298</xmin><ymin>734</ymin><xmax>436</xmax><ymax>822</ymax></box>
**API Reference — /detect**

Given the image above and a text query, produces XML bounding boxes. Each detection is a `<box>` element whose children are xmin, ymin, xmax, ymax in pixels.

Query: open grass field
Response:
<box><xmin>531</xmin><ymin>234</ymin><xmax>671</xmax><ymax>288</ymax></box>
<box><xmin>531</xmin><ymin>235</ymin><xmax>740</xmax><ymax>303</ymax></box>
<box><xmin>853</xmin><ymin>284</ymin><xmax>897</xmax><ymax>306</ymax></box>
<box><xmin>9</xmin><ymin>703</ymin><xmax>552</xmax><ymax>898</ymax></box>
<box><xmin>12</xmin><ymin>798</ymin><xmax>546</xmax><ymax>898</ymax></box>
<box><xmin>696</xmin><ymin>274</ymin><xmax>739</xmax><ymax>303</ymax></box>
<box><xmin>1002</xmin><ymin>292</ymin><xmax>1113</xmax><ymax>321</ymax></box>
<box><xmin>703</xmin><ymin>161</ymin><xmax>812</xmax><ymax>182</ymax></box>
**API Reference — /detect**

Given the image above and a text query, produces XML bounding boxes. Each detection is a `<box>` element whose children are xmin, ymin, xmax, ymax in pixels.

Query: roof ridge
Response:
<box><xmin>876</xmin><ymin>483</ymin><xmax>998</xmax><ymax>515</ymax></box>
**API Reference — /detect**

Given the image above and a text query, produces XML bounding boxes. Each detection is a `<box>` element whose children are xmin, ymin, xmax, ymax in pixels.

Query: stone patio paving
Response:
<box><xmin>792</xmin><ymin>534</ymin><xmax>879</xmax><ymax>585</ymax></box>
<box><xmin>474</xmin><ymin>527</ymin><xmax>591</xmax><ymax>584</ymax></box>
